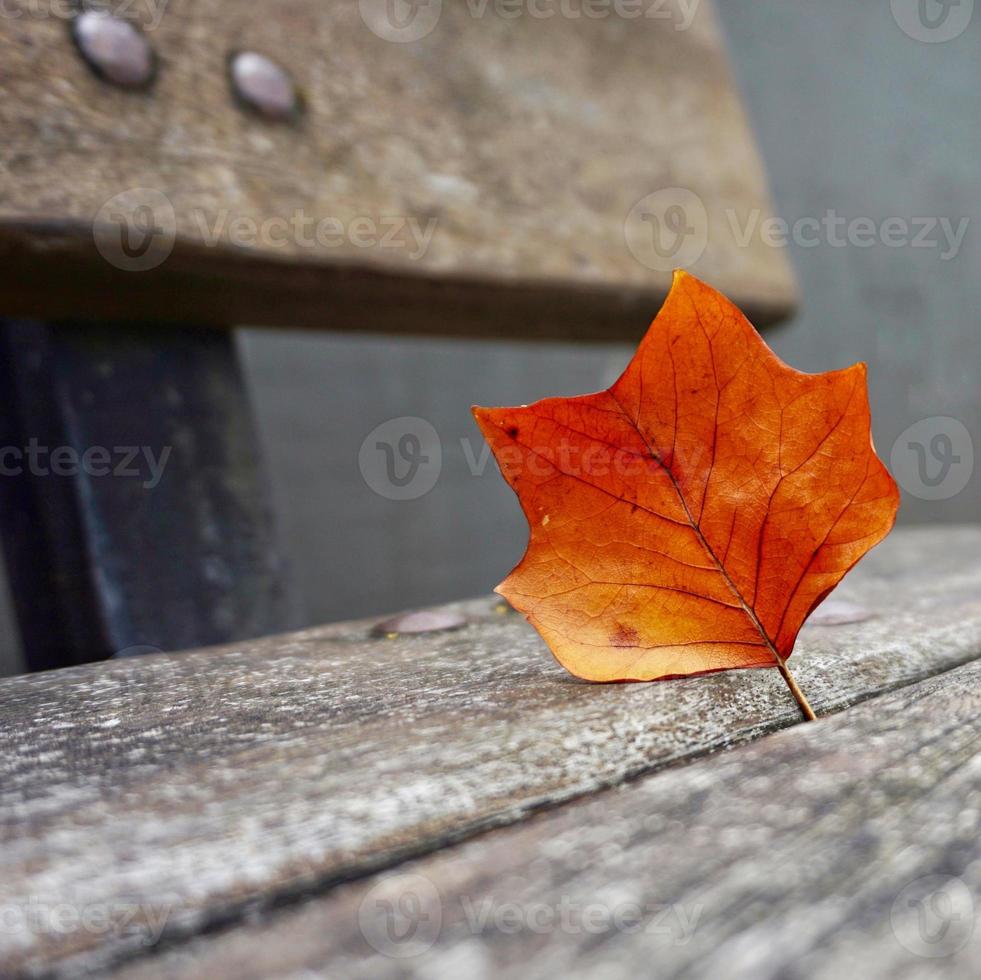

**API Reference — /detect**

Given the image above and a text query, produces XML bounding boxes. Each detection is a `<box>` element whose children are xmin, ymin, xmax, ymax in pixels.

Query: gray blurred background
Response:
<box><xmin>1</xmin><ymin>1</ymin><xmax>978</xmax><ymax>675</ymax></box>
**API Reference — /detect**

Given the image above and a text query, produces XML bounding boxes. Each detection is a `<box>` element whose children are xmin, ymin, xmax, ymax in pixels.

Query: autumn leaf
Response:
<box><xmin>473</xmin><ymin>270</ymin><xmax>900</xmax><ymax>719</ymax></box>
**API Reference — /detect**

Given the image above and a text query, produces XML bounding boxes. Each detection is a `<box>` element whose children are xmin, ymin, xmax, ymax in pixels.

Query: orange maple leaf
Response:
<box><xmin>473</xmin><ymin>270</ymin><xmax>900</xmax><ymax>719</ymax></box>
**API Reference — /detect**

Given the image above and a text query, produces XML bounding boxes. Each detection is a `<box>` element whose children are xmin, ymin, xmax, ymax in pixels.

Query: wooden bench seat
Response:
<box><xmin>1</xmin><ymin>525</ymin><xmax>979</xmax><ymax>977</ymax></box>
<box><xmin>115</xmin><ymin>660</ymin><xmax>981</xmax><ymax>980</ymax></box>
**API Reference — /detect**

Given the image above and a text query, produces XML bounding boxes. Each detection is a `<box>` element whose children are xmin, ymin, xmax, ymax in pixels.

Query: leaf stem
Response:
<box><xmin>769</xmin><ymin>651</ymin><xmax>817</xmax><ymax>721</ymax></box>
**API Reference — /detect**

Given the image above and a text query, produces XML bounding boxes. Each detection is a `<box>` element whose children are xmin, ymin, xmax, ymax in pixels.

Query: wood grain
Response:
<box><xmin>118</xmin><ymin>659</ymin><xmax>981</xmax><ymax>980</ymax></box>
<box><xmin>1</xmin><ymin>526</ymin><xmax>980</xmax><ymax>976</ymax></box>
<box><xmin>0</xmin><ymin>0</ymin><xmax>796</xmax><ymax>338</ymax></box>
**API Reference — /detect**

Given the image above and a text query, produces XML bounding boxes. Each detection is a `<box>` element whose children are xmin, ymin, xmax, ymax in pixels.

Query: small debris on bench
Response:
<box><xmin>372</xmin><ymin>609</ymin><xmax>468</xmax><ymax>637</ymax></box>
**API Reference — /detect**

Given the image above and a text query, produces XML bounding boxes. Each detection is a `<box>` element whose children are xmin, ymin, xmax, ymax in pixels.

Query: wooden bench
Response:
<box><xmin>3</xmin><ymin>2</ymin><xmax>977</xmax><ymax>977</ymax></box>
<box><xmin>0</xmin><ymin>527</ymin><xmax>979</xmax><ymax>976</ymax></box>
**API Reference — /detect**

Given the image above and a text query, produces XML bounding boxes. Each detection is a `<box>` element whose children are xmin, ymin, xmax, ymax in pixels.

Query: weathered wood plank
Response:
<box><xmin>1</xmin><ymin>526</ymin><xmax>980</xmax><ymax>976</ymax></box>
<box><xmin>0</xmin><ymin>0</ymin><xmax>795</xmax><ymax>338</ymax></box>
<box><xmin>114</xmin><ymin>659</ymin><xmax>981</xmax><ymax>980</ymax></box>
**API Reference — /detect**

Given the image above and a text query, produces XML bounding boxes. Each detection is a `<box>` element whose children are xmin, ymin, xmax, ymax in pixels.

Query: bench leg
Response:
<box><xmin>0</xmin><ymin>320</ymin><xmax>295</xmax><ymax>671</ymax></box>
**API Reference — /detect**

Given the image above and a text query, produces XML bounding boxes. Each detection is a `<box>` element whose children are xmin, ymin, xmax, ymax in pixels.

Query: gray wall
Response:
<box><xmin>237</xmin><ymin>331</ymin><xmax>631</xmax><ymax>630</ymax></box>
<box><xmin>2</xmin><ymin>1</ymin><xmax>979</xmax><ymax>675</ymax></box>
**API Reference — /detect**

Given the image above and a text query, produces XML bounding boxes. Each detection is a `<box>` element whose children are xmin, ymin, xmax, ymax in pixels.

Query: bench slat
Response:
<box><xmin>117</xmin><ymin>659</ymin><xmax>981</xmax><ymax>980</ymax></box>
<box><xmin>1</xmin><ymin>526</ymin><xmax>980</xmax><ymax>975</ymax></box>
<box><xmin>0</xmin><ymin>0</ymin><xmax>795</xmax><ymax>338</ymax></box>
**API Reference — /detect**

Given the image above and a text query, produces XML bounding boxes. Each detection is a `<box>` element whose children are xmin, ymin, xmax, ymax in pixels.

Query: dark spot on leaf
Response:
<box><xmin>611</xmin><ymin>623</ymin><xmax>639</xmax><ymax>647</ymax></box>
